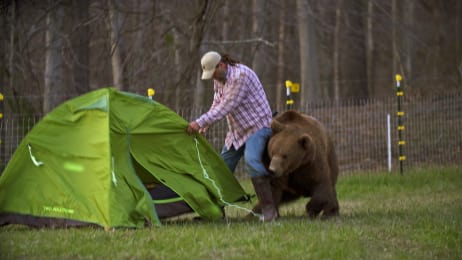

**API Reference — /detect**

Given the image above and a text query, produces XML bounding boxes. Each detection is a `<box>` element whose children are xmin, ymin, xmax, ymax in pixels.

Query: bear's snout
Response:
<box><xmin>269</xmin><ymin>156</ymin><xmax>285</xmax><ymax>177</ymax></box>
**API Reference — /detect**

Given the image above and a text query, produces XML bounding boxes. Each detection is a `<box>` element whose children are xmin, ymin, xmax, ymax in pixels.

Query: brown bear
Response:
<box><xmin>253</xmin><ymin>110</ymin><xmax>339</xmax><ymax>219</ymax></box>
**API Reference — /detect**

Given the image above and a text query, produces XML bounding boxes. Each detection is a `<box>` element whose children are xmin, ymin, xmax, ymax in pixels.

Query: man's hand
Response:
<box><xmin>187</xmin><ymin>121</ymin><xmax>201</xmax><ymax>135</ymax></box>
<box><xmin>199</xmin><ymin>126</ymin><xmax>209</xmax><ymax>134</ymax></box>
<box><xmin>187</xmin><ymin>122</ymin><xmax>210</xmax><ymax>135</ymax></box>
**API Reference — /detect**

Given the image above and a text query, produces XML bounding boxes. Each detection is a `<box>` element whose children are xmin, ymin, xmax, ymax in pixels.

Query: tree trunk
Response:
<box><xmin>71</xmin><ymin>0</ymin><xmax>90</xmax><ymax>95</ymax></box>
<box><xmin>392</xmin><ymin>0</ymin><xmax>399</xmax><ymax>85</ymax></box>
<box><xmin>188</xmin><ymin>0</ymin><xmax>219</xmax><ymax>110</ymax></box>
<box><xmin>251</xmin><ymin>0</ymin><xmax>265</xmax><ymax>76</ymax></box>
<box><xmin>44</xmin><ymin>1</ymin><xmax>65</xmax><ymax>113</ymax></box>
<box><xmin>296</xmin><ymin>0</ymin><xmax>320</xmax><ymax>107</ymax></box>
<box><xmin>130</xmin><ymin>0</ymin><xmax>151</xmax><ymax>93</ymax></box>
<box><xmin>0</xmin><ymin>0</ymin><xmax>16</xmax><ymax>172</ymax></box>
<box><xmin>3</xmin><ymin>0</ymin><xmax>16</xmax><ymax>115</ymax></box>
<box><xmin>344</xmin><ymin>0</ymin><xmax>368</xmax><ymax>98</ymax></box>
<box><xmin>222</xmin><ymin>2</ymin><xmax>229</xmax><ymax>41</ymax></box>
<box><xmin>431</xmin><ymin>4</ymin><xmax>441</xmax><ymax>87</ymax></box>
<box><xmin>276</xmin><ymin>2</ymin><xmax>286</xmax><ymax>112</ymax></box>
<box><xmin>333</xmin><ymin>0</ymin><xmax>344</xmax><ymax>102</ymax></box>
<box><xmin>109</xmin><ymin>0</ymin><xmax>128</xmax><ymax>91</ymax></box>
<box><xmin>458</xmin><ymin>1</ymin><xmax>462</xmax><ymax>83</ymax></box>
<box><xmin>403</xmin><ymin>1</ymin><xmax>414</xmax><ymax>87</ymax></box>
<box><xmin>365</xmin><ymin>0</ymin><xmax>374</xmax><ymax>97</ymax></box>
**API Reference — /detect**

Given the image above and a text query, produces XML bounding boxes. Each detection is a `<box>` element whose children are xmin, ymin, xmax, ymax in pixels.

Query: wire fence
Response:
<box><xmin>1</xmin><ymin>92</ymin><xmax>461</xmax><ymax>177</ymax></box>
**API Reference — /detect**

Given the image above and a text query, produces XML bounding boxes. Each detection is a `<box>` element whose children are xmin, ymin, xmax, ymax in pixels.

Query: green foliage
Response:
<box><xmin>1</xmin><ymin>167</ymin><xmax>461</xmax><ymax>259</ymax></box>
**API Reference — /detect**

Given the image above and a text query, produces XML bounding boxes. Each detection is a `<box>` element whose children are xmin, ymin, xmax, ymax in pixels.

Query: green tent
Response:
<box><xmin>0</xmin><ymin>88</ymin><xmax>247</xmax><ymax>229</ymax></box>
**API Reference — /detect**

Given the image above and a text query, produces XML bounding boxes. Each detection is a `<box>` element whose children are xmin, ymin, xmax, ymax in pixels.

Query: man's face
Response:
<box><xmin>213</xmin><ymin>62</ymin><xmax>227</xmax><ymax>83</ymax></box>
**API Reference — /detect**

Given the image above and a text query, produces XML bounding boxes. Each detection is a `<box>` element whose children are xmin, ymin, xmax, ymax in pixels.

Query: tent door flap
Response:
<box><xmin>147</xmin><ymin>184</ymin><xmax>194</xmax><ymax>219</ymax></box>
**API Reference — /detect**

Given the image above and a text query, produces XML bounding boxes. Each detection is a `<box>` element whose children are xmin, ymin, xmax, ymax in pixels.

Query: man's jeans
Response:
<box><xmin>220</xmin><ymin>127</ymin><xmax>272</xmax><ymax>178</ymax></box>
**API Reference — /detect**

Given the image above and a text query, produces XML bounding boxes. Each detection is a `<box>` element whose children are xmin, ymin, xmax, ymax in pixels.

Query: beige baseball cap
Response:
<box><xmin>201</xmin><ymin>51</ymin><xmax>221</xmax><ymax>80</ymax></box>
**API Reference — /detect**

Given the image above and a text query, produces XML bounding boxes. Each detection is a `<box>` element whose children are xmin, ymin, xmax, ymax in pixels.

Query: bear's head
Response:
<box><xmin>267</xmin><ymin>119</ymin><xmax>315</xmax><ymax>177</ymax></box>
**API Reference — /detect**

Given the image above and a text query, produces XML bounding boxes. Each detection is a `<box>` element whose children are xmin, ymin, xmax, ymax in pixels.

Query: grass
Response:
<box><xmin>1</xmin><ymin>166</ymin><xmax>461</xmax><ymax>259</ymax></box>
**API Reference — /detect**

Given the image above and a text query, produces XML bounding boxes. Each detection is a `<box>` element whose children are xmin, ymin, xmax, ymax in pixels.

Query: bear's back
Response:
<box><xmin>274</xmin><ymin>110</ymin><xmax>328</xmax><ymax>142</ymax></box>
<box><xmin>274</xmin><ymin>110</ymin><xmax>320</xmax><ymax>128</ymax></box>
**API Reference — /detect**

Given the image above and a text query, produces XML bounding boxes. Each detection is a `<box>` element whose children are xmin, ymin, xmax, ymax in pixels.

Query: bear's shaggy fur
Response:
<box><xmin>255</xmin><ymin>110</ymin><xmax>340</xmax><ymax>219</ymax></box>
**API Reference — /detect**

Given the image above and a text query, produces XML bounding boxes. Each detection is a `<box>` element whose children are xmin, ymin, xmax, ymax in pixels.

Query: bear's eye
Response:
<box><xmin>282</xmin><ymin>154</ymin><xmax>288</xmax><ymax>160</ymax></box>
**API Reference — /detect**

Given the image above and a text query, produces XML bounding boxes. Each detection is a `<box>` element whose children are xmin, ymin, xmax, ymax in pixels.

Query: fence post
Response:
<box><xmin>285</xmin><ymin>80</ymin><xmax>294</xmax><ymax>110</ymax></box>
<box><xmin>387</xmin><ymin>113</ymin><xmax>392</xmax><ymax>173</ymax></box>
<box><xmin>147</xmin><ymin>88</ymin><xmax>155</xmax><ymax>100</ymax></box>
<box><xmin>395</xmin><ymin>74</ymin><xmax>405</xmax><ymax>175</ymax></box>
<box><xmin>285</xmin><ymin>80</ymin><xmax>300</xmax><ymax>110</ymax></box>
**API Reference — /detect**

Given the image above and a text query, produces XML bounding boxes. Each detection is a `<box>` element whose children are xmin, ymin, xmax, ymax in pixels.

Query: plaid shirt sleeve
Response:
<box><xmin>196</xmin><ymin>68</ymin><xmax>249</xmax><ymax>127</ymax></box>
<box><xmin>196</xmin><ymin>64</ymin><xmax>272</xmax><ymax>149</ymax></box>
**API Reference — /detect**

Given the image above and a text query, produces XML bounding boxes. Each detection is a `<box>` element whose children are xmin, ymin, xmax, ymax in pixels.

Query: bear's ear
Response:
<box><xmin>298</xmin><ymin>134</ymin><xmax>313</xmax><ymax>150</ymax></box>
<box><xmin>271</xmin><ymin>119</ymin><xmax>285</xmax><ymax>133</ymax></box>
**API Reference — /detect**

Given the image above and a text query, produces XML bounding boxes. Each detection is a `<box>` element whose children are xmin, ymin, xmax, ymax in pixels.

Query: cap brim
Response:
<box><xmin>201</xmin><ymin>69</ymin><xmax>214</xmax><ymax>80</ymax></box>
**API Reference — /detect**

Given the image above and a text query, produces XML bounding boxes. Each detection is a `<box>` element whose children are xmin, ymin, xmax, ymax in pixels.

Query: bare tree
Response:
<box><xmin>44</xmin><ymin>1</ymin><xmax>65</xmax><ymax>113</ymax></box>
<box><xmin>71</xmin><ymin>0</ymin><xmax>90</xmax><ymax>95</ymax></box>
<box><xmin>2</xmin><ymin>0</ymin><xmax>462</xmax><ymax>115</ymax></box>
<box><xmin>457</xmin><ymin>1</ymin><xmax>461</xmax><ymax>84</ymax></box>
<box><xmin>222</xmin><ymin>2</ymin><xmax>229</xmax><ymax>41</ymax></box>
<box><xmin>0</xmin><ymin>0</ymin><xmax>14</xmax><ymax>171</ymax></box>
<box><xmin>333</xmin><ymin>0</ymin><xmax>344</xmax><ymax>102</ymax></box>
<box><xmin>1</xmin><ymin>0</ymin><xmax>15</xmax><ymax>114</ymax></box>
<box><xmin>251</xmin><ymin>0</ymin><xmax>265</xmax><ymax>76</ymax></box>
<box><xmin>403</xmin><ymin>1</ymin><xmax>414</xmax><ymax>87</ymax></box>
<box><xmin>365</xmin><ymin>0</ymin><xmax>375</xmax><ymax>97</ymax></box>
<box><xmin>391</xmin><ymin>0</ymin><xmax>401</xmax><ymax>85</ymax></box>
<box><xmin>276</xmin><ymin>1</ymin><xmax>286</xmax><ymax>112</ymax></box>
<box><xmin>108</xmin><ymin>0</ymin><xmax>129</xmax><ymax>91</ymax></box>
<box><xmin>296</xmin><ymin>0</ymin><xmax>320</xmax><ymax>106</ymax></box>
<box><xmin>182</xmin><ymin>0</ymin><xmax>219</xmax><ymax>110</ymax></box>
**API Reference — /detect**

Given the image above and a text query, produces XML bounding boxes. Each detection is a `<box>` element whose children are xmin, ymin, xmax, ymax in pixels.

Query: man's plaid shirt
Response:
<box><xmin>196</xmin><ymin>63</ymin><xmax>272</xmax><ymax>150</ymax></box>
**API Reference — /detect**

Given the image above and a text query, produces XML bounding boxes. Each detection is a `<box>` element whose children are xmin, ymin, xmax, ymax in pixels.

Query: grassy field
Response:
<box><xmin>1</xmin><ymin>167</ymin><xmax>461</xmax><ymax>259</ymax></box>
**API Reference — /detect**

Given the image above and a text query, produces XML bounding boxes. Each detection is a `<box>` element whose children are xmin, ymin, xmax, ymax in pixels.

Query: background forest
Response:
<box><xmin>1</xmin><ymin>0</ymin><xmax>461</xmax><ymax>115</ymax></box>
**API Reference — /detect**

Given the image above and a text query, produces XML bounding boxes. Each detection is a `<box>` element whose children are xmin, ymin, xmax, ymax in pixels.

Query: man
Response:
<box><xmin>186</xmin><ymin>51</ymin><xmax>278</xmax><ymax>222</ymax></box>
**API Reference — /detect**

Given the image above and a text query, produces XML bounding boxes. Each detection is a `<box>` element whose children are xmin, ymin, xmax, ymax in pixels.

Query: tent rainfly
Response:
<box><xmin>0</xmin><ymin>88</ymin><xmax>248</xmax><ymax>229</ymax></box>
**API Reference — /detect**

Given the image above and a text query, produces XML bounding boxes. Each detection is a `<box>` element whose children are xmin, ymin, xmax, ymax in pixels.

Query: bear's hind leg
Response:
<box><xmin>306</xmin><ymin>194</ymin><xmax>339</xmax><ymax>219</ymax></box>
<box><xmin>321</xmin><ymin>189</ymin><xmax>339</xmax><ymax>219</ymax></box>
<box><xmin>305</xmin><ymin>198</ymin><xmax>325</xmax><ymax>219</ymax></box>
<box><xmin>320</xmin><ymin>201</ymin><xmax>339</xmax><ymax>219</ymax></box>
